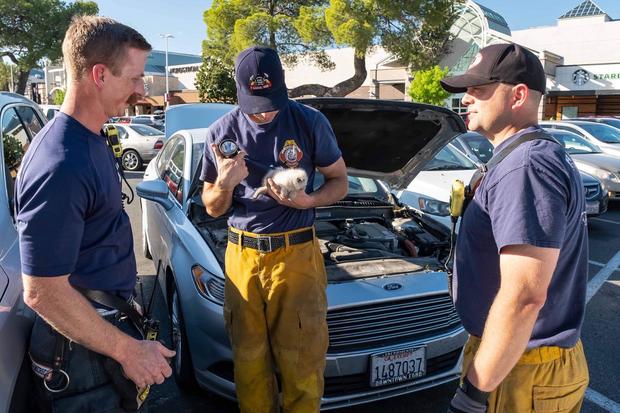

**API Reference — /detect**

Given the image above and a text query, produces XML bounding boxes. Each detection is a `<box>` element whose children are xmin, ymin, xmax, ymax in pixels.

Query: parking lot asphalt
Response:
<box><xmin>124</xmin><ymin>171</ymin><xmax>620</xmax><ymax>413</ymax></box>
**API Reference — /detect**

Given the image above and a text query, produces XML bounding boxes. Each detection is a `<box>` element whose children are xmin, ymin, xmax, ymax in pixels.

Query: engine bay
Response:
<box><xmin>189</xmin><ymin>197</ymin><xmax>451</xmax><ymax>282</ymax></box>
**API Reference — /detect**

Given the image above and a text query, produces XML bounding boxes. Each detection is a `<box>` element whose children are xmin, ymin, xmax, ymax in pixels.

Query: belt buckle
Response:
<box><xmin>257</xmin><ymin>235</ymin><xmax>272</xmax><ymax>253</ymax></box>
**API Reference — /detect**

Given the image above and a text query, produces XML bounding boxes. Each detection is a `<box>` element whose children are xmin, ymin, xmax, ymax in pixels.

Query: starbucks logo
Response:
<box><xmin>572</xmin><ymin>69</ymin><xmax>590</xmax><ymax>86</ymax></box>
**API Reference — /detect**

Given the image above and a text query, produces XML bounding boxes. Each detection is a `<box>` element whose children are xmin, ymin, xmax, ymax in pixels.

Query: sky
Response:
<box><xmin>94</xmin><ymin>0</ymin><xmax>620</xmax><ymax>56</ymax></box>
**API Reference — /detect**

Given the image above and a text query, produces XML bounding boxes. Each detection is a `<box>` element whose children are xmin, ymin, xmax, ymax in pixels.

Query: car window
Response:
<box><xmin>574</xmin><ymin>122</ymin><xmax>620</xmax><ymax>143</ymax></box>
<box><xmin>162</xmin><ymin>140</ymin><xmax>185</xmax><ymax>204</ymax></box>
<box><xmin>313</xmin><ymin>172</ymin><xmax>386</xmax><ymax>200</ymax></box>
<box><xmin>462</xmin><ymin>135</ymin><xmax>494</xmax><ymax>164</ymax></box>
<box><xmin>424</xmin><ymin>144</ymin><xmax>477</xmax><ymax>171</ymax></box>
<box><xmin>157</xmin><ymin>137</ymin><xmax>179</xmax><ymax>175</ymax></box>
<box><xmin>15</xmin><ymin>106</ymin><xmax>44</xmax><ymax>138</ymax></box>
<box><xmin>551</xmin><ymin>131</ymin><xmax>601</xmax><ymax>154</ymax></box>
<box><xmin>597</xmin><ymin>119</ymin><xmax>620</xmax><ymax>129</ymax></box>
<box><xmin>553</xmin><ymin>125</ymin><xmax>584</xmax><ymax>137</ymax></box>
<box><xmin>129</xmin><ymin>125</ymin><xmax>162</xmax><ymax>136</ymax></box>
<box><xmin>2</xmin><ymin>107</ymin><xmax>33</xmax><ymax>213</ymax></box>
<box><xmin>115</xmin><ymin>125</ymin><xmax>129</xmax><ymax>140</ymax></box>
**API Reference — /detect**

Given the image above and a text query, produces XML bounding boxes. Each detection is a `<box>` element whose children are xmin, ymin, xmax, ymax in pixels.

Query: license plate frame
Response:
<box><xmin>586</xmin><ymin>202</ymin><xmax>599</xmax><ymax>214</ymax></box>
<box><xmin>369</xmin><ymin>346</ymin><xmax>426</xmax><ymax>387</ymax></box>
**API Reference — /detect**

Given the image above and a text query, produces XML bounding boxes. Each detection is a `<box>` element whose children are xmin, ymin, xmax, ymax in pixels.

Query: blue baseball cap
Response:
<box><xmin>234</xmin><ymin>46</ymin><xmax>289</xmax><ymax>114</ymax></box>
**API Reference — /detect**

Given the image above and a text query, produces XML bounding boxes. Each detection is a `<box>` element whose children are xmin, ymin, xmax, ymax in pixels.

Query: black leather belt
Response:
<box><xmin>228</xmin><ymin>228</ymin><xmax>314</xmax><ymax>253</ymax></box>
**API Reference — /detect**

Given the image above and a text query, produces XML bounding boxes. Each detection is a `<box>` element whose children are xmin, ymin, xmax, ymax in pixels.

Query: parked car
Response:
<box><xmin>570</xmin><ymin>116</ymin><xmax>620</xmax><ymax>130</ymax></box>
<box><xmin>105</xmin><ymin>123</ymin><xmax>164</xmax><ymax>171</ymax></box>
<box><xmin>396</xmin><ymin>143</ymin><xmax>478</xmax><ymax>229</ymax></box>
<box><xmin>130</xmin><ymin>116</ymin><xmax>165</xmax><ymax>132</ymax></box>
<box><xmin>544</xmin><ymin>128</ymin><xmax>620</xmax><ymax>203</ymax></box>
<box><xmin>137</xmin><ymin>99</ymin><xmax>468</xmax><ymax>410</ymax></box>
<box><xmin>0</xmin><ymin>92</ymin><xmax>44</xmax><ymax>413</ymax></box>
<box><xmin>135</xmin><ymin>113</ymin><xmax>164</xmax><ymax>125</ymax></box>
<box><xmin>540</xmin><ymin>120</ymin><xmax>620</xmax><ymax>158</ymax></box>
<box><xmin>38</xmin><ymin>104</ymin><xmax>60</xmax><ymax>121</ymax></box>
<box><xmin>455</xmin><ymin>130</ymin><xmax>609</xmax><ymax>216</ymax></box>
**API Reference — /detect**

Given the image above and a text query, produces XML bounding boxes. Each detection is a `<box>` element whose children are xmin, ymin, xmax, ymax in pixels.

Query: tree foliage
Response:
<box><xmin>0</xmin><ymin>61</ymin><xmax>13</xmax><ymax>91</ymax></box>
<box><xmin>202</xmin><ymin>0</ymin><xmax>462</xmax><ymax>97</ymax></box>
<box><xmin>0</xmin><ymin>0</ymin><xmax>98</xmax><ymax>95</ymax></box>
<box><xmin>53</xmin><ymin>88</ymin><xmax>65</xmax><ymax>105</ymax></box>
<box><xmin>407</xmin><ymin>65</ymin><xmax>450</xmax><ymax>106</ymax></box>
<box><xmin>195</xmin><ymin>55</ymin><xmax>237</xmax><ymax>104</ymax></box>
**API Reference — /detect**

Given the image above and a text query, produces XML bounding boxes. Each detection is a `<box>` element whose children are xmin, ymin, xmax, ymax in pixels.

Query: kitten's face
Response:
<box><xmin>294</xmin><ymin>175</ymin><xmax>308</xmax><ymax>190</ymax></box>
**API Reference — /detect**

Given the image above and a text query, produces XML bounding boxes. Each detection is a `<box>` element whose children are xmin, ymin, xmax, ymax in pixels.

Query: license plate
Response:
<box><xmin>370</xmin><ymin>347</ymin><xmax>426</xmax><ymax>387</ymax></box>
<box><xmin>586</xmin><ymin>202</ymin><xmax>599</xmax><ymax>214</ymax></box>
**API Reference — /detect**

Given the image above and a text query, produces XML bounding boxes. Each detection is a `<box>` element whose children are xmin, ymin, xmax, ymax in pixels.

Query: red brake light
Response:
<box><xmin>154</xmin><ymin>140</ymin><xmax>163</xmax><ymax>150</ymax></box>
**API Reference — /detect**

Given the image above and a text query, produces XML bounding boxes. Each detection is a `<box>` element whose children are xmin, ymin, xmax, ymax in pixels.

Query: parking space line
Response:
<box><xmin>589</xmin><ymin>259</ymin><xmax>606</xmax><ymax>268</ymax></box>
<box><xmin>590</xmin><ymin>217</ymin><xmax>620</xmax><ymax>225</ymax></box>
<box><xmin>587</xmin><ymin>250</ymin><xmax>620</xmax><ymax>304</ymax></box>
<box><xmin>585</xmin><ymin>388</ymin><xmax>620</xmax><ymax>413</ymax></box>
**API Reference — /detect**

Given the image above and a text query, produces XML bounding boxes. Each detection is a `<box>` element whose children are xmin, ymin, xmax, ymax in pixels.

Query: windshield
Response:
<box><xmin>550</xmin><ymin>130</ymin><xmax>601</xmax><ymax>154</ymax></box>
<box><xmin>461</xmin><ymin>134</ymin><xmax>494</xmax><ymax>163</ymax></box>
<box><xmin>424</xmin><ymin>144</ymin><xmax>477</xmax><ymax>171</ymax></box>
<box><xmin>574</xmin><ymin>122</ymin><xmax>620</xmax><ymax>143</ymax></box>
<box><xmin>129</xmin><ymin>124</ymin><xmax>163</xmax><ymax>136</ymax></box>
<box><xmin>597</xmin><ymin>118</ymin><xmax>620</xmax><ymax>130</ymax></box>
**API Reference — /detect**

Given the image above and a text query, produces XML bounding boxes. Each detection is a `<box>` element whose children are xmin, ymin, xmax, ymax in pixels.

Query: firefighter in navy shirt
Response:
<box><xmin>441</xmin><ymin>43</ymin><xmax>589</xmax><ymax>413</ymax></box>
<box><xmin>16</xmin><ymin>16</ymin><xmax>174</xmax><ymax>412</ymax></box>
<box><xmin>200</xmin><ymin>46</ymin><xmax>348</xmax><ymax>413</ymax></box>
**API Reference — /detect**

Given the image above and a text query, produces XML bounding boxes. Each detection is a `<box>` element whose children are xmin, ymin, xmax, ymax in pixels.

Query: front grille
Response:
<box><xmin>327</xmin><ymin>294</ymin><xmax>462</xmax><ymax>353</ymax></box>
<box><xmin>584</xmin><ymin>184</ymin><xmax>600</xmax><ymax>201</ymax></box>
<box><xmin>323</xmin><ymin>349</ymin><xmax>462</xmax><ymax>397</ymax></box>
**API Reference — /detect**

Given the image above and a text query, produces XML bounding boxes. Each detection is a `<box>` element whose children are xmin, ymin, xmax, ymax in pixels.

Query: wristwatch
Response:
<box><xmin>460</xmin><ymin>375</ymin><xmax>490</xmax><ymax>405</ymax></box>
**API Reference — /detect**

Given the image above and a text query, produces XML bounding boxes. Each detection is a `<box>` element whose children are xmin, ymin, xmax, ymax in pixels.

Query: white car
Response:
<box><xmin>396</xmin><ymin>143</ymin><xmax>477</xmax><ymax>229</ymax></box>
<box><xmin>540</xmin><ymin>120</ymin><xmax>620</xmax><ymax>158</ymax></box>
<box><xmin>38</xmin><ymin>104</ymin><xmax>60</xmax><ymax>121</ymax></box>
<box><xmin>104</xmin><ymin>123</ymin><xmax>164</xmax><ymax>171</ymax></box>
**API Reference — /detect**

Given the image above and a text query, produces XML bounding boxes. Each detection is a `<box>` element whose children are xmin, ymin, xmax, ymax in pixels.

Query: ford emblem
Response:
<box><xmin>383</xmin><ymin>283</ymin><xmax>402</xmax><ymax>291</ymax></box>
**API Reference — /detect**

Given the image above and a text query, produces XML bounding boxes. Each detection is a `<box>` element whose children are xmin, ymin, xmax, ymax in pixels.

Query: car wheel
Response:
<box><xmin>170</xmin><ymin>283</ymin><xmax>197</xmax><ymax>389</ymax></box>
<box><xmin>122</xmin><ymin>149</ymin><xmax>142</xmax><ymax>171</ymax></box>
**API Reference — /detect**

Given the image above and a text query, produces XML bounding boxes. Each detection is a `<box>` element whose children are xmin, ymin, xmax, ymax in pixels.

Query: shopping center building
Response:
<box><xmin>284</xmin><ymin>0</ymin><xmax>620</xmax><ymax>119</ymax></box>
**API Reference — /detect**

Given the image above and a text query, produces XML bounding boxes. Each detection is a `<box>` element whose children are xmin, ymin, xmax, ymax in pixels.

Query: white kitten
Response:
<box><xmin>252</xmin><ymin>167</ymin><xmax>308</xmax><ymax>199</ymax></box>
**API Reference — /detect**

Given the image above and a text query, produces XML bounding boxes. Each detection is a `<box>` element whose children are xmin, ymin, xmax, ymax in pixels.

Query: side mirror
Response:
<box><xmin>136</xmin><ymin>180</ymin><xmax>174</xmax><ymax>210</ymax></box>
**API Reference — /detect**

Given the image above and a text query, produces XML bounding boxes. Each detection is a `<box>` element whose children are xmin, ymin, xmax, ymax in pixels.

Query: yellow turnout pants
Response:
<box><xmin>462</xmin><ymin>336</ymin><xmax>589</xmax><ymax>413</ymax></box>
<box><xmin>224</xmin><ymin>226</ymin><xmax>328</xmax><ymax>413</ymax></box>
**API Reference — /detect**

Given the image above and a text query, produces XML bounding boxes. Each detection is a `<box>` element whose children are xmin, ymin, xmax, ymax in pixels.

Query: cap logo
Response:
<box><xmin>249</xmin><ymin>73</ymin><xmax>272</xmax><ymax>91</ymax></box>
<box><xmin>468</xmin><ymin>53</ymin><xmax>483</xmax><ymax>70</ymax></box>
<box><xmin>279</xmin><ymin>139</ymin><xmax>303</xmax><ymax>167</ymax></box>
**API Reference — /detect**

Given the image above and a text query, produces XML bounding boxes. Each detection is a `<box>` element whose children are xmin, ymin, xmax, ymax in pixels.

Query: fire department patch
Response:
<box><xmin>279</xmin><ymin>140</ymin><xmax>303</xmax><ymax>167</ymax></box>
<box><xmin>249</xmin><ymin>73</ymin><xmax>272</xmax><ymax>91</ymax></box>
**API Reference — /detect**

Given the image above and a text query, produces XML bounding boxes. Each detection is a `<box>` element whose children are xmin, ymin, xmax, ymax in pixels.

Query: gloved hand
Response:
<box><xmin>448</xmin><ymin>386</ymin><xmax>487</xmax><ymax>413</ymax></box>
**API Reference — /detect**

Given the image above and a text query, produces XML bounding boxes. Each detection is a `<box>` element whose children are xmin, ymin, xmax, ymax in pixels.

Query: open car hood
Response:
<box><xmin>299</xmin><ymin>98</ymin><xmax>467</xmax><ymax>189</ymax></box>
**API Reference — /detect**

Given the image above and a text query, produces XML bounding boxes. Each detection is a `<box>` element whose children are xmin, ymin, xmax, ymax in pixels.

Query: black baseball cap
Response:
<box><xmin>234</xmin><ymin>46</ymin><xmax>289</xmax><ymax>114</ymax></box>
<box><xmin>440</xmin><ymin>43</ymin><xmax>546</xmax><ymax>94</ymax></box>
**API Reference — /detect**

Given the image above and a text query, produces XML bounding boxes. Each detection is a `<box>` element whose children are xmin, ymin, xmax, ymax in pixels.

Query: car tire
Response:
<box><xmin>169</xmin><ymin>282</ymin><xmax>197</xmax><ymax>390</ymax></box>
<box><xmin>122</xmin><ymin>149</ymin><xmax>142</xmax><ymax>171</ymax></box>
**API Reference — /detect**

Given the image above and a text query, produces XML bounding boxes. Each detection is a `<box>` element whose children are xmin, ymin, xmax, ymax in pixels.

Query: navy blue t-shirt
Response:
<box><xmin>454</xmin><ymin>126</ymin><xmax>588</xmax><ymax>348</ymax></box>
<box><xmin>15</xmin><ymin>113</ymin><xmax>137</xmax><ymax>298</ymax></box>
<box><xmin>200</xmin><ymin>100</ymin><xmax>342</xmax><ymax>233</ymax></box>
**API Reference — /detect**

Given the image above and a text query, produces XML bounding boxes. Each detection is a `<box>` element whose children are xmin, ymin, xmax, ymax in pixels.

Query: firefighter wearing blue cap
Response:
<box><xmin>199</xmin><ymin>46</ymin><xmax>348</xmax><ymax>413</ymax></box>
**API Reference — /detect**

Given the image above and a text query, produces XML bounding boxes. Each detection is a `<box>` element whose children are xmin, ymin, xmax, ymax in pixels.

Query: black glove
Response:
<box><xmin>448</xmin><ymin>376</ymin><xmax>489</xmax><ymax>413</ymax></box>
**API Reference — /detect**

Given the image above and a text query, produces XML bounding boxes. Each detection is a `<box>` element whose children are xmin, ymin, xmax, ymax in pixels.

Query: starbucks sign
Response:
<box><xmin>572</xmin><ymin>69</ymin><xmax>590</xmax><ymax>86</ymax></box>
<box><xmin>553</xmin><ymin>64</ymin><xmax>620</xmax><ymax>91</ymax></box>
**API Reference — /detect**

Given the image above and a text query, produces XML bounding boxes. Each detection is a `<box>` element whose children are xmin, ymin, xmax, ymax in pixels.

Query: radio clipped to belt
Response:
<box><xmin>103</xmin><ymin>125</ymin><xmax>134</xmax><ymax>206</ymax></box>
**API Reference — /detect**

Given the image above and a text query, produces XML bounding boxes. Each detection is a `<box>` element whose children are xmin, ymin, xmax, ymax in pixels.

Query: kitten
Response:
<box><xmin>252</xmin><ymin>167</ymin><xmax>308</xmax><ymax>199</ymax></box>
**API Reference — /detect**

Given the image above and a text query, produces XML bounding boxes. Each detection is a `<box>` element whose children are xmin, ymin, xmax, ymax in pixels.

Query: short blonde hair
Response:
<box><xmin>62</xmin><ymin>15</ymin><xmax>151</xmax><ymax>80</ymax></box>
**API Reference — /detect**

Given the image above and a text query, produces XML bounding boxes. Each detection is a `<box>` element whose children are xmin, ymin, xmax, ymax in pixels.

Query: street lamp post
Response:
<box><xmin>160</xmin><ymin>34</ymin><xmax>174</xmax><ymax>109</ymax></box>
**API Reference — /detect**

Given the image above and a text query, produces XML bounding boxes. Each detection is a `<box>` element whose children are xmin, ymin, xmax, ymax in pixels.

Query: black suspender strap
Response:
<box><xmin>75</xmin><ymin>287</ymin><xmax>145</xmax><ymax>337</ymax></box>
<box><xmin>467</xmin><ymin>131</ymin><xmax>561</xmax><ymax>196</ymax></box>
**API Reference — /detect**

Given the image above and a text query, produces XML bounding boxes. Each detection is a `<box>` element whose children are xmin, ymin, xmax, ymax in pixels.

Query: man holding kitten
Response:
<box><xmin>200</xmin><ymin>46</ymin><xmax>348</xmax><ymax>413</ymax></box>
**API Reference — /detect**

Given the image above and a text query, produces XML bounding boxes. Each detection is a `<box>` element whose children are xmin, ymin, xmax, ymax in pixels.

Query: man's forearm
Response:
<box><xmin>467</xmin><ymin>290</ymin><xmax>542</xmax><ymax>391</ymax></box>
<box><xmin>24</xmin><ymin>275</ymin><xmax>137</xmax><ymax>363</ymax></box>
<box><xmin>202</xmin><ymin>181</ymin><xmax>234</xmax><ymax>217</ymax></box>
<box><xmin>309</xmin><ymin>175</ymin><xmax>348</xmax><ymax>207</ymax></box>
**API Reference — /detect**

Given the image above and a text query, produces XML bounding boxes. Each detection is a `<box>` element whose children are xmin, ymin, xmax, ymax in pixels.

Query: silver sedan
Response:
<box><xmin>105</xmin><ymin>123</ymin><xmax>164</xmax><ymax>171</ymax></box>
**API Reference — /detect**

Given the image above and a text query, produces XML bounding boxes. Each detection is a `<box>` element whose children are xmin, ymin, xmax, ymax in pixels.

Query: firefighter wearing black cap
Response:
<box><xmin>441</xmin><ymin>43</ymin><xmax>589</xmax><ymax>413</ymax></box>
<box><xmin>200</xmin><ymin>46</ymin><xmax>348</xmax><ymax>413</ymax></box>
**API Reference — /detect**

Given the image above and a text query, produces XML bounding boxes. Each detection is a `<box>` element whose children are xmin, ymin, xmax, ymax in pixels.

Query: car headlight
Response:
<box><xmin>418</xmin><ymin>197</ymin><xmax>450</xmax><ymax>216</ymax></box>
<box><xmin>191</xmin><ymin>265</ymin><xmax>225</xmax><ymax>305</ymax></box>
<box><xmin>595</xmin><ymin>170</ymin><xmax>620</xmax><ymax>184</ymax></box>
